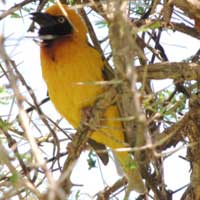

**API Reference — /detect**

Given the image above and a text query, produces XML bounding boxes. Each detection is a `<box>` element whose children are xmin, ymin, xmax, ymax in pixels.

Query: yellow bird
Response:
<box><xmin>32</xmin><ymin>4</ymin><xmax>144</xmax><ymax>193</ymax></box>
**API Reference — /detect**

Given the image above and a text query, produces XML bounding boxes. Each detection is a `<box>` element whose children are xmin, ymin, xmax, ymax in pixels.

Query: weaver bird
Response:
<box><xmin>31</xmin><ymin>4</ymin><xmax>145</xmax><ymax>194</ymax></box>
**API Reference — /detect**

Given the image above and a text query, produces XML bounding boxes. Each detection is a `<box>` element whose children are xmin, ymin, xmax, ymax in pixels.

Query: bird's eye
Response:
<box><xmin>57</xmin><ymin>16</ymin><xmax>66</xmax><ymax>24</ymax></box>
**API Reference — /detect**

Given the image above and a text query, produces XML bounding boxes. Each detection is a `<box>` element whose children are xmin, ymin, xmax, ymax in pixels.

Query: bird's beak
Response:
<box><xmin>31</xmin><ymin>12</ymin><xmax>56</xmax><ymax>27</ymax></box>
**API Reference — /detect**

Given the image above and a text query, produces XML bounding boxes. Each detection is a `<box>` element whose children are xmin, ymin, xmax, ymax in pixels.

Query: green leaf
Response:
<box><xmin>136</xmin><ymin>6</ymin><xmax>145</xmax><ymax>15</ymax></box>
<box><xmin>87</xmin><ymin>151</ymin><xmax>97</xmax><ymax>169</ymax></box>
<box><xmin>138</xmin><ymin>21</ymin><xmax>161</xmax><ymax>32</ymax></box>
<box><xmin>95</xmin><ymin>20</ymin><xmax>107</xmax><ymax>29</ymax></box>
<box><xmin>0</xmin><ymin>86</ymin><xmax>11</xmax><ymax>104</ymax></box>
<box><xmin>75</xmin><ymin>190</ymin><xmax>81</xmax><ymax>200</ymax></box>
<box><xmin>0</xmin><ymin>119</ymin><xmax>11</xmax><ymax>132</ymax></box>
<box><xmin>10</xmin><ymin>12</ymin><xmax>21</xmax><ymax>18</ymax></box>
<box><xmin>9</xmin><ymin>172</ymin><xmax>18</xmax><ymax>185</ymax></box>
<box><xmin>69</xmin><ymin>0</ymin><xmax>75</xmax><ymax>5</ymax></box>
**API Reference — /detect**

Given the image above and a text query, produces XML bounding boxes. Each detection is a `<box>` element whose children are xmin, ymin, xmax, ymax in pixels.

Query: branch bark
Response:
<box><xmin>136</xmin><ymin>62</ymin><xmax>200</xmax><ymax>81</ymax></box>
<box><xmin>106</xmin><ymin>0</ymin><xmax>147</xmax><ymax>196</ymax></box>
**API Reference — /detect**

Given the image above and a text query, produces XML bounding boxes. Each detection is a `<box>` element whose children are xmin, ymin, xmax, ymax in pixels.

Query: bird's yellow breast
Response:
<box><xmin>40</xmin><ymin>4</ymin><xmax>125</xmax><ymax>151</ymax></box>
<box><xmin>38</xmin><ymin>4</ymin><xmax>144</xmax><ymax>193</ymax></box>
<box><xmin>41</xmin><ymin>36</ymin><xmax>125</xmax><ymax>150</ymax></box>
<box><xmin>41</xmin><ymin>37</ymin><xmax>104</xmax><ymax>126</ymax></box>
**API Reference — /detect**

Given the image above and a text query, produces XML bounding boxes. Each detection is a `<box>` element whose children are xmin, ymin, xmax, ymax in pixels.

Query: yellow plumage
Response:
<box><xmin>41</xmin><ymin>5</ymin><xmax>125</xmax><ymax>153</ymax></box>
<box><xmin>37</xmin><ymin>4</ymin><xmax>144</xmax><ymax>193</ymax></box>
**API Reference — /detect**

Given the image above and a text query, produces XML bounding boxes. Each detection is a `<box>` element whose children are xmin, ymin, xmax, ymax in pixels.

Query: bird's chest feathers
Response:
<box><xmin>41</xmin><ymin>40</ymin><xmax>103</xmax><ymax>88</ymax></box>
<box><xmin>40</xmin><ymin>40</ymin><xmax>104</xmax><ymax>125</ymax></box>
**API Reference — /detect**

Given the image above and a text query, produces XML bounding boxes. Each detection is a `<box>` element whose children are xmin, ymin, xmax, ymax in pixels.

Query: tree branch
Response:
<box><xmin>136</xmin><ymin>62</ymin><xmax>200</xmax><ymax>81</ymax></box>
<box><xmin>0</xmin><ymin>0</ymin><xmax>35</xmax><ymax>20</ymax></box>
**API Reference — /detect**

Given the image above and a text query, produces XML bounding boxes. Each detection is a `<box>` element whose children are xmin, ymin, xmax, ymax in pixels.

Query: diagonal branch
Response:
<box><xmin>0</xmin><ymin>0</ymin><xmax>35</xmax><ymax>20</ymax></box>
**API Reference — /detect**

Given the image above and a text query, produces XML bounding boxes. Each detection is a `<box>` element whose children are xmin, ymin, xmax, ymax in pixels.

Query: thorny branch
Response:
<box><xmin>0</xmin><ymin>35</ymin><xmax>54</xmax><ymax>198</ymax></box>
